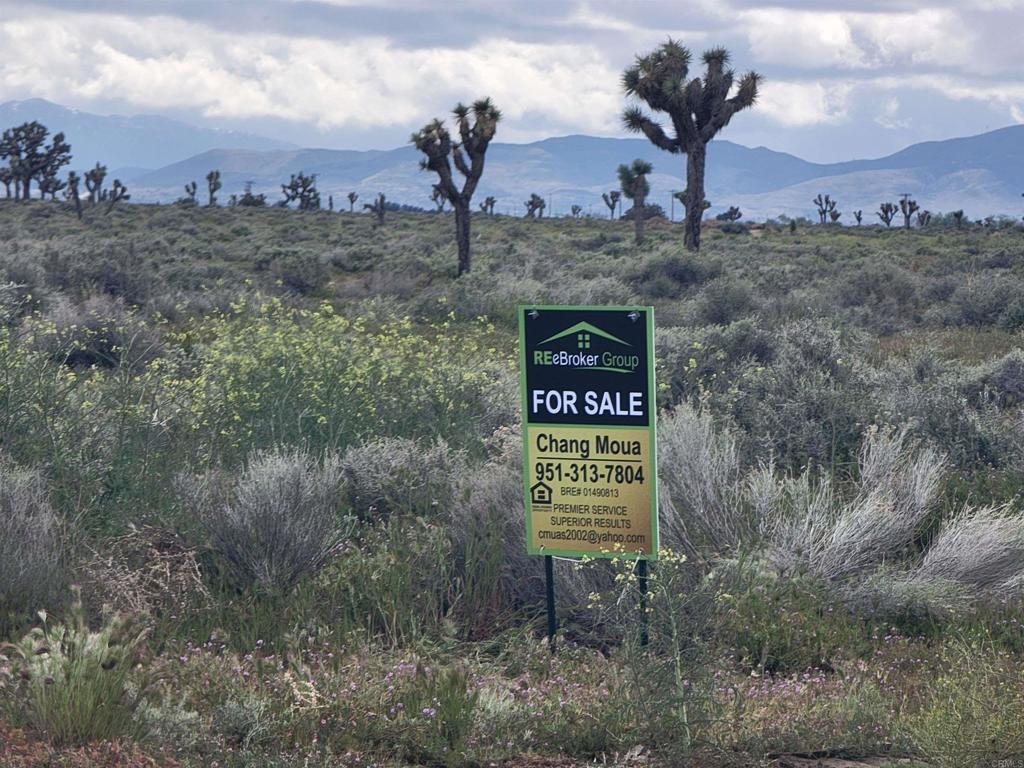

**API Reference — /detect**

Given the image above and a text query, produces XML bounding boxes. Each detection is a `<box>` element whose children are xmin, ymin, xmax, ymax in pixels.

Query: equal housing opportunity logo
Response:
<box><xmin>531</xmin><ymin>321</ymin><xmax>640</xmax><ymax>374</ymax></box>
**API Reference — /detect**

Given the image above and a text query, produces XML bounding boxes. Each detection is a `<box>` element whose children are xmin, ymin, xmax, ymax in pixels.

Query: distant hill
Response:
<box><xmin>0</xmin><ymin>99</ymin><xmax>296</xmax><ymax>171</ymax></box>
<box><xmin>133</xmin><ymin>129</ymin><xmax>1024</xmax><ymax>220</ymax></box>
<box><xmin>3</xmin><ymin>99</ymin><xmax>1022</xmax><ymax>219</ymax></box>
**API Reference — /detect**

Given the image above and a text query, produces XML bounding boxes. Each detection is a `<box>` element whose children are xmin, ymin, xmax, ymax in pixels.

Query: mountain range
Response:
<box><xmin>2</xmin><ymin>99</ymin><xmax>1022</xmax><ymax>220</ymax></box>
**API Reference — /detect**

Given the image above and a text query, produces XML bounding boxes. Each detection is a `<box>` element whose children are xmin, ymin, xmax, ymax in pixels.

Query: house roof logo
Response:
<box><xmin>537</xmin><ymin>322</ymin><xmax>630</xmax><ymax>349</ymax></box>
<box><xmin>531</xmin><ymin>481</ymin><xmax>553</xmax><ymax>506</ymax></box>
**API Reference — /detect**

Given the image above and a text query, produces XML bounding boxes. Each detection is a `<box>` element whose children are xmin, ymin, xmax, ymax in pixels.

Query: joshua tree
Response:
<box><xmin>207</xmin><ymin>170</ymin><xmax>222</xmax><ymax>206</ymax></box>
<box><xmin>916</xmin><ymin>210</ymin><xmax>932</xmax><ymax>227</ymax></box>
<box><xmin>38</xmin><ymin>173</ymin><xmax>65</xmax><ymax>200</ymax></box>
<box><xmin>0</xmin><ymin>165</ymin><xmax>12</xmax><ymax>197</ymax></box>
<box><xmin>878</xmin><ymin>202</ymin><xmax>897</xmax><ymax>227</ymax></box>
<box><xmin>602</xmin><ymin>190</ymin><xmax>621</xmax><ymax>219</ymax></box>
<box><xmin>618</xmin><ymin>159</ymin><xmax>652</xmax><ymax>244</ymax></box>
<box><xmin>829</xmin><ymin>209</ymin><xmax>842</xmax><ymax>224</ymax></box>
<box><xmin>184</xmin><ymin>181</ymin><xmax>198</xmax><ymax>204</ymax></box>
<box><xmin>623</xmin><ymin>41</ymin><xmax>759</xmax><ymax>251</ymax></box>
<box><xmin>347</xmin><ymin>191</ymin><xmax>359</xmax><ymax>212</ymax></box>
<box><xmin>430</xmin><ymin>185</ymin><xmax>447</xmax><ymax>212</ymax></box>
<box><xmin>238</xmin><ymin>181</ymin><xmax>266</xmax><ymax>207</ymax></box>
<box><xmin>813</xmin><ymin>194</ymin><xmax>837</xmax><ymax>224</ymax></box>
<box><xmin>411</xmin><ymin>98</ymin><xmax>501</xmax><ymax>276</ymax></box>
<box><xmin>364</xmin><ymin>193</ymin><xmax>387</xmax><ymax>225</ymax></box>
<box><xmin>715</xmin><ymin>206</ymin><xmax>742</xmax><ymax>222</ymax></box>
<box><xmin>65</xmin><ymin>170</ymin><xmax>83</xmax><ymax>220</ymax></box>
<box><xmin>478</xmin><ymin>196</ymin><xmax>496</xmax><ymax>215</ymax></box>
<box><xmin>281</xmin><ymin>172</ymin><xmax>320</xmax><ymax>211</ymax></box>
<box><xmin>85</xmin><ymin>162</ymin><xmax>107</xmax><ymax>204</ymax></box>
<box><xmin>951</xmin><ymin>209</ymin><xmax>966</xmax><ymax>229</ymax></box>
<box><xmin>524</xmin><ymin>193</ymin><xmax>546</xmax><ymax>218</ymax></box>
<box><xmin>328</xmin><ymin>195</ymin><xmax>334</xmax><ymax>212</ymax></box>
<box><xmin>899</xmin><ymin>195</ymin><xmax>919</xmax><ymax>229</ymax></box>
<box><xmin>0</xmin><ymin>122</ymin><xmax>71</xmax><ymax>199</ymax></box>
<box><xmin>853</xmin><ymin>210</ymin><xmax>863</xmax><ymax>226</ymax></box>
<box><xmin>104</xmin><ymin>179</ymin><xmax>130</xmax><ymax>215</ymax></box>
<box><xmin>84</xmin><ymin>162</ymin><xmax>108</xmax><ymax>205</ymax></box>
<box><xmin>571</xmin><ymin>204</ymin><xmax>583</xmax><ymax>219</ymax></box>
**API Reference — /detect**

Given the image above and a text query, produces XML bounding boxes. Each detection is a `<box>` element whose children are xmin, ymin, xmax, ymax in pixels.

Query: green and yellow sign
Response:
<box><xmin>518</xmin><ymin>305</ymin><xmax>658</xmax><ymax>559</ymax></box>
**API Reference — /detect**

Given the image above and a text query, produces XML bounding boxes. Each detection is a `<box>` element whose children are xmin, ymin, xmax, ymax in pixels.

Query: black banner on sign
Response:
<box><xmin>520</xmin><ymin>306</ymin><xmax>653</xmax><ymax>427</ymax></box>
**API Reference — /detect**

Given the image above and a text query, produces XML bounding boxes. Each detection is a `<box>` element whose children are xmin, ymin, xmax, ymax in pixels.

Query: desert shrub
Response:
<box><xmin>690</xmin><ymin>277</ymin><xmax>756</xmax><ymax>326</ymax></box>
<box><xmin>270</xmin><ymin>251</ymin><xmax>328</xmax><ymax>295</ymax></box>
<box><xmin>656</xmin><ymin>320</ymin><xmax>775</xmax><ymax>406</ymax></box>
<box><xmin>907</xmin><ymin>639</ymin><xmax>1024</xmax><ymax>766</ymax></box>
<box><xmin>338</xmin><ymin>437</ymin><xmax>461</xmax><ymax>522</ymax></box>
<box><xmin>656</xmin><ymin>404</ymin><xmax>751</xmax><ymax>561</ymax></box>
<box><xmin>323</xmin><ymin>519</ymin><xmax>453</xmax><ymax>645</ymax></box>
<box><xmin>873</xmin><ymin>352</ymin><xmax>1017</xmax><ymax>469</ymax></box>
<box><xmin>31</xmin><ymin>294</ymin><xmax>162</xmax><ymax>369</ymax></box>
<box><xmin>728</xmin><ymin>321</ymin><xmax>870</xmax><ymax>470</ymax></box>
<box><xmin>184</xmin><ymin>448</ymin><xmax>352</xmax><ymax>593</ymax></box>
<box><xmin>213</xmin><ymin>691</ymin><xmax>279</xmax><ymax>750</ymax></box>
<box><xmin>718</xmin><ymin>222</ymin><xmax>748</xmax><ymax>235</ymax></box>
<box><xmin>631</xmin><ymin>252</ymin><xmax>716</xmax><ymax>298</ymax></box>
<box><xmin>1</xmin><ymin>588</ymin><xmax>150</xmax><ymax>746</ymax></box>
<box><xmin>908</xmin><ymin>506</ymin><xmax>1024</xmax><ymax>600</ymax></box>
<box><xmin>764</xmin><ymin>428</ymin><xmax>946</xmax><ymax>584</ymax></box>
<box><xmin>0</xmin><ymin>460</ymin><xmax>64</xmax><ymax>631</ymax></box>
<box><xmin>963</xmin><ymin>349</ymin><xmax>1024</xmax><ymax>407</ymax></box>
<box><xmin>950</xmin><ymin>272</ymin><xmax>1024</xmax><ymax>326</ymax></box>
<box><xmin>41</xmin><ymin>245</ymin><xmax>153</xmax><ymax>306</ymax></box>
<box><xmin>710</xmin><ymin>562</ymin><xmax>868</xmax><ymax>673</ymax></box>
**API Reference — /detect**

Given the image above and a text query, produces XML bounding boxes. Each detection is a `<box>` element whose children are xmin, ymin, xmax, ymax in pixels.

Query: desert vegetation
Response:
<box><xmin>0</xmin><ymin>194</ymin><xmax>1023</xmax><ymax>766</ymax></box>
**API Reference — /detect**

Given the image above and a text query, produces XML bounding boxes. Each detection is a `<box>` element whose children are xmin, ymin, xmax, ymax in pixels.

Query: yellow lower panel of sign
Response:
<box><xmin>526</xmin><ymin>424</ymin><xmax>655</xmax><ymax>557</ymax></box>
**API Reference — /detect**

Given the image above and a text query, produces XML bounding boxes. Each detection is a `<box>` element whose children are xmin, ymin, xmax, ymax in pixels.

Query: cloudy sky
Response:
<box><xmin>1</xmin><ymin>0</ymin><xmax>1022</xmax><ymax>162</ymax></box>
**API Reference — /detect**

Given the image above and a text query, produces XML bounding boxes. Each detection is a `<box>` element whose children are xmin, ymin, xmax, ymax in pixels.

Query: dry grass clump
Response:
<box><xmin>76</xmin><ymin>525</ymin><xmax>211</xmax><ymax>622</ymax></box>
<box><xmin>0</xmin><ymin>459</ymin><xmax>64</xmax><ymax>625</ymax></box>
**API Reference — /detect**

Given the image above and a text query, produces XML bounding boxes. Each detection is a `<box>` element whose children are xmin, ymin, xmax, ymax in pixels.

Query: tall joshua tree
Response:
<box><xmin>899</xmin><ymin>195</ymin><xmax>919</xmax><ymax>229</ymax></box>
<box><xmin>524</xmin><ymin>193</ymin><xmax>545</xmax><ymax>218</ymax></box>
<box><xmin>478</xmin><ymin>196</ymin><xmax>496</xmax><ymax>215</ymax></box>
<box><xmin>363</xmin><ymin>193</ymin><xmax>387</xmax><ymax>225</ymax></box>
<box><xmin>853</xmin><ymin>210</ymin><xmax>863</xmax><ymax>226</ymax></box>
<box><xmin>0</xmin><ymin>165</ymin><xmax>12</xmax><ymax>198</ymax></box>
<box><xmin>618</xmin><ymin>159</ymin><xmax>652</xmax><ymax>244</ymax></box>
<box><xmin>347</xmin><ymin>191</ymin><xmax>359</xmax><ymax>212</ymax></box>
<box><xmin>602</xmin><ymin>190</ymin><xmax>621</xmax><ymax>219</ymax></box>
<box><xmin>411</xmin><ymin>98</ymin><xmax>501</xmax><ymax>277</ymax></box>
<box><xmin>104</xmin><ymin>179</ymin><xmax>130</xmax><ymax>215</ymax></box>
<box><xmin>0</xmin><ymin>122</ymin><xmax>70</xmax><ymax>200</ymax></box>
<box><xmin>207</xmin><ymin>170</ymin><xmax>222</xmax><ymax>206</ymax></box>
<box><xmin>878</xmin><ymin>202</ymin><xmax>897</xmax><ymax>227</ymax></box>
<box><xmin>813</xmin><ymin>194</ymin><xmax>837</xmax><ymax>224</ymax></box>
<box><xmin>623</xmin><ymin>40</ymin><xmax>760</xmax><ymax>251</ymax></box>
<box><xmin>85</xmin><ymin>162</ymin><xmax>107</xmax><ymax>204</ymax></box>
<box><xmin>65</xmin><ymin>171</ymin><xmax>83</xmax><ymax>220</ymax></box>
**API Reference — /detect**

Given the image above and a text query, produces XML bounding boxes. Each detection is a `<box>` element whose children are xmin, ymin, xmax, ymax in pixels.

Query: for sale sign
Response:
<box><xmin>518</xmin><ymin>305</ymin><xmax>658</xmax><ymax>559</ymax></box>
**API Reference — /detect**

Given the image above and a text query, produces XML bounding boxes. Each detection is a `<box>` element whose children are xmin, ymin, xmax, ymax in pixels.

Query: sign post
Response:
<box><xmin>518</xmin><ymin>305</ymin><xmax>659</xmax><ymax>648</ymax></box>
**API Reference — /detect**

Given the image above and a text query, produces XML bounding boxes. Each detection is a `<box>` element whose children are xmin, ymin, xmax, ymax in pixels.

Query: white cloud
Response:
<box><xmin>0</xmin><ymin>10</ymin><xmax>623</xmax><ymax>136</ymax></box>
<box><xmin>875</xmin><ymin>96</ymin><xmax>911</xmax><ymax>130</ymax></box>
<box><xmin>741</xmin><ymin>10</ymin><xmax>866</xmax><ymax>69</ymax></box>
<box><xmin>757</xmin><ymin>80</ymin><xmax>854</xmax><ymax>127</ymax></box>
<box><xmin>739</xmin><ymin>7</ymin><xmax>972</xmax><ymax>71</ymax></box>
